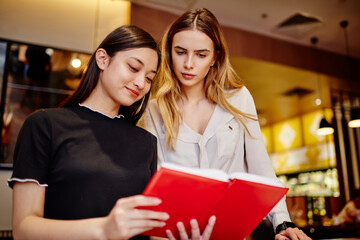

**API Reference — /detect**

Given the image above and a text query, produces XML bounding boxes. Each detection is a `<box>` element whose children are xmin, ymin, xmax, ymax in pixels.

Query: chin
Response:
<box><xmin>179</xmin><ymin>80</ymin><xmax>201</xmax><ymax>88</ymax></box>
<box><xmin>119</xmin><ymin>99</ymin><xmax>137</xmax><ymax>107</ymax></box>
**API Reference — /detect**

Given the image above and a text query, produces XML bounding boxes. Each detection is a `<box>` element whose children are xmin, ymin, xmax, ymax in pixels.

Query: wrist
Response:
<box><xmin>275</xmin><ymin>221</ymin><xmax>296</xmax><ymax>234</ymax></box>
<box><xmin>96</xmin><ymin>217</ymin><xmax>108</xmax><ymax>240</ymax></box>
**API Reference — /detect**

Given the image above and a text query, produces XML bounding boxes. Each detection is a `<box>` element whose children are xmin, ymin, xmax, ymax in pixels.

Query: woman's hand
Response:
<box><xmin>165</xmin><ymin>216</ymin><xmax>216</xmax><ymax>240</ymax></box>
<box><xmin>102</xmin><ymin>195</ymin><xmax>169</xmax><ymax>240</ymax></box>
<box><xmin>275</xmin><ymin>227</ymin><xmax>312</xmax><ymax>240</ymax></box>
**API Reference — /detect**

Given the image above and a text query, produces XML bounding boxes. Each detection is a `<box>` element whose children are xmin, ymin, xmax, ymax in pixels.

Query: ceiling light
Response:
<box><xmin>348</xmin><ymin>108</ymin><xmax>360</xmax><ymax>128</ymax></box>
<box><xmin>316</xmin><ymin>118</ymin><xmax>334</xmax><ymax>135</ymax></box>
<box><xmin>339</xmin><ymin>20</ymin><xmax>359</xmax><ymax>128</ymax></box>
<box><xmin>315</xmin><ymin>98</ymin><xmax>322</xmax><ymax>106</ymax></box>
<box><xmin>310</xmin><ymin>37</ymin><xmax>334</xmax><ymax>136</ymax></box>
<box><xmin>71</xmin><ymin>58</ymin><xmax>81</xmax><ymax>68</ymax></box>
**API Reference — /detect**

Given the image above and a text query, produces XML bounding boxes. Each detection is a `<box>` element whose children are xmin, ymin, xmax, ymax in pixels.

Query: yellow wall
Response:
<box><xmin>261</xmin><ymin>108</ymin><xmax>336</xmax><ymax>174</ymax></box>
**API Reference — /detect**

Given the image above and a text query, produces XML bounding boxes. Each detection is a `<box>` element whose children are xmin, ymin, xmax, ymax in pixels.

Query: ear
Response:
<box><xmin>95</xmin><ymin>48</ymin><xmax>109</xmax><ymax>70</ymax></box>
<box><xmin>211</xmin><ymin>51</ymin><xmax>218</xmax><ymax>66</ymax></box>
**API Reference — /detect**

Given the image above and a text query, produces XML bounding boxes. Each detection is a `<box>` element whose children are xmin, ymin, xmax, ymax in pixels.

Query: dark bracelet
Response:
<box><xmin>275</xmin><ymin>221</ymin><xmax>296</xmax><ymax>234</ymax></box>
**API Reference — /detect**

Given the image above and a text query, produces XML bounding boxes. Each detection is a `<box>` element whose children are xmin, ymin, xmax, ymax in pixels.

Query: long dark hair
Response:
<box><xmin>60</xmin><ymin>25</ymin><xmax>160</xmax><ymax>124</ymax></box>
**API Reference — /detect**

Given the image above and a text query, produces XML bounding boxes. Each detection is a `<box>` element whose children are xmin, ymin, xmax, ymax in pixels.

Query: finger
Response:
<box><xmin>274</xmin><ymin>233</ymin><xmax>291</xmax><ymax>240</ymax></box>
<box><xmin>296</xmin><ymin>229</ymin><xmax>307</xmax><ymax>240</ymax></box>
<box><xmin>127</xmin><ymin>208</ymin><xmax>169</xmax><ymax>221</ymax></box>
<box><xmin>296</xmin><ymin>228</ymin><xmax>311</xmax><ymax>240</ymax></box>
<box><xmin>201</xmin><ymin>216</ymin><xmax>216</xmax><ymax>240</ymax></box>
<box><xmin>166</xmin><ymin>229</ymin><xmax>177</xmax><ymax>240</ymax></box>
<box><xmin>124</xmin><ymin>226</ymin><xmax>161</xmax><ymax>239</ymax></box>
<box><xmin>124</xmin><ymin>220</ymin><xmax>167</xmax><ymax>239</ymax></box>
<box><xmin>284</xmin><ymin>228</ymin><xmax>300</xmax><ymax>240</ymax></box>
<box><xmin>177</xmin><ymin>221</ymin><xmax>189</xmax><ymax>240</ymax></box>
<box><xmin>127</xmin><ymin>219</ymin><xmax>167</xmax><ymax>230</ymax></box>
<box><xmin>190</xmin><ymin>219</ymin><xmax>200</xmax><ymax>240</ymax></box>
<box><xmin>116</xmin><ymin>195</ymin><xmax>162</xmax><ymax>209</ymax></box>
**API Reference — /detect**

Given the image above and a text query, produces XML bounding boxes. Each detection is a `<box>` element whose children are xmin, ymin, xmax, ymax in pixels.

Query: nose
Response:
<box><xmin>133</xmin><ymin>75</ymin><xmax>145</xmax><ymax>90</ymax></box>
<box><xmin>184</xmin><ymin>54</ymin><xmax>194</xmax><ymax>70</ymax></box>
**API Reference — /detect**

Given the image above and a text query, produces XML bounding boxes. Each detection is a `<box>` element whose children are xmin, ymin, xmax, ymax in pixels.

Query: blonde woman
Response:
<box><xmin>142</xmin><ymin>8</ymin><xmax>311</xmax><ymax>240</ymax></box>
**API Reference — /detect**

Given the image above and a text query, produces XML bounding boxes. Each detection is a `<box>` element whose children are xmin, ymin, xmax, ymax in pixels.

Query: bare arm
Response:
<box><xmin>12</xmin><ymin>182</ymin><xmax>169</xmax><ymax>240</ymax></box>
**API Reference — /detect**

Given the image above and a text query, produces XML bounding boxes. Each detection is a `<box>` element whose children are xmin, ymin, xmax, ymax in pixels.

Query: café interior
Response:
<box><xmin>0</xmin><ymin>0</ymin><xmax>360</xmax><ymax>239</ymax></box>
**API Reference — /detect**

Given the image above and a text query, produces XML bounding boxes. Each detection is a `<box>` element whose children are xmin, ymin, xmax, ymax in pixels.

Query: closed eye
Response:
<box><xmin>128</xmin><ymin>64</ymin><xmax>139</xmax><ymax>72</ymax></box>
<box><xmin>176</xmin><ymin>51</ymin><xmax>186</xmax><ymax>55</ymax></box>
<box><xmin>146</xmin><ymin>77</ymin><xmax>153</xmax><ymax>83</ymax></box>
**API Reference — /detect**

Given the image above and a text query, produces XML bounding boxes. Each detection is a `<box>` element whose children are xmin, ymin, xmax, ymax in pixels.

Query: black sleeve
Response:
<box><xmin>9</xmin><ymin>110</ymin><xmax>52</xmax><ymax>188</ymax></box>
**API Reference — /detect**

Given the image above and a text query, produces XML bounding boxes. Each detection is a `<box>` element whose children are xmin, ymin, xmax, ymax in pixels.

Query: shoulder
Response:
<box><xmin>25</xmin><ymin>108</ymin><xmax>60</xmax><ymax>124</ymax></box>
<box><xmin>144</xmin><ymin>99</ymin><xmax>162</xmax><ymax>121</ymax></box>
<box><xmin>226</xmin><ymin>86</ymin><xmax>253</xmax><ymax>102</ymax></box>
<box><xmin>146</xmin><ymin>99</ymin><xmax>160</xmax><ymax>114</ymax></box>
<box><xmin>132</xmin><ymin>123</ymin><xmax>157</xmax><ymax>143</ymax></box>
<box><xmin>226</xmin><ymin>86</ymin><xmax>256</xmax><ymax>112</ymax></box>
<box><xmin>19</xmin><ymin>108</ymin><xmax>66</xmax><ymax>137</ymax></box>
<box><xmin>24</xmin><ymin>107</ymin><xmax>80</xmax><ymax>128</ymax></box>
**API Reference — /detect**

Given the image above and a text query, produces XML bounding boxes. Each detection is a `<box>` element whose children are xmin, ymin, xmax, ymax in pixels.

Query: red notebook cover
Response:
<box><xmin>140</xmin><ymin>163</ymin><xmax>288</xmax><ymax>240</ymax></box>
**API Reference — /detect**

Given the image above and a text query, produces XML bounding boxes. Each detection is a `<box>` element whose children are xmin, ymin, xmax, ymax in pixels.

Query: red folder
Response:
<box><xmin>140</xmin><ymin>163</ymin><xmax>288</xmax><ymax>240</ymax></box>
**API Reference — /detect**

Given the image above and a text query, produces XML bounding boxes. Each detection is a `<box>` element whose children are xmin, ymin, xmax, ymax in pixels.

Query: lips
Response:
<box><xmin>126</xmin><ymin>87</ymin><xmax>139</xmax><ymax>98</ymax></box>
<box><xmin>181</xmin><ymin>72</ymin><xmax>195</xmax><ymax>80</ymax></box>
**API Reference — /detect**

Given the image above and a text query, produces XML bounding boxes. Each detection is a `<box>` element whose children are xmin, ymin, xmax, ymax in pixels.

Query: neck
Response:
<box><xmin>181</xmin><ymin>83</ymin><xmax>206</xmax><ymax>104</ymax></box>
<box><xmin>81</xmin><ymin>89</ymin><xmax>120</xmax><ymax>117</ymax></box>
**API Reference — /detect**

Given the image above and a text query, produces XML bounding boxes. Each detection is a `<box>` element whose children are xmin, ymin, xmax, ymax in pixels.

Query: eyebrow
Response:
<box><xmin>130</xmin><ymin>57</ymin><xmax>157</xmax><ymax>74</ymax></box>
<box><xmin>130</xmin><ymin>57</ymin><xmax>144</xmax><ymax>66</ymax></box>
<box><xmin>174</xmin><ymin>46</ymin><xmax>210</xmax><ymax>53</ymax></box>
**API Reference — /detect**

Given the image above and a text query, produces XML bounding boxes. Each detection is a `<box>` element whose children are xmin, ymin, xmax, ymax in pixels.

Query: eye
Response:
<box><xmin>145</xmin><ymin>77</ymin><xmax>153</xmax><ymax>84</ymax></box>
<box><xmin>198</xmin><ymin>53</ymin><xmax>207</xmax><ymax>58</ymax></box>
<box><xmin>176</xmin><ymin>51</ymin><xmax>185</xmax><ymax>55</ymax></box>
<box><xmin>128</xmin><ymin>64</ymin><xmax>139</xmax><ymax>72</ymax></box>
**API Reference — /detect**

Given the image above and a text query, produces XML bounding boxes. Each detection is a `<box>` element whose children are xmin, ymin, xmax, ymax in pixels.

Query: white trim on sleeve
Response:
<box><xmin>7</xmin><ymin>178</ymin><xmax>48</xmax><ymax>187</ymax></box>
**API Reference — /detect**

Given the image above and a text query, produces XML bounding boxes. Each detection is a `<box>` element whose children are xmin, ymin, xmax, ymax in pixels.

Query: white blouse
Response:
<box><xmin>142</xmin><ymin>86</ymin><xmax>291</xmax><ymax>230</ymax></box>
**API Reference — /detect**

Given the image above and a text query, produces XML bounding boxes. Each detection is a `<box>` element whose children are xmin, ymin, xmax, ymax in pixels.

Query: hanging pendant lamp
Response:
<box><xmin>340</xmin><ymin>20</ymin><xmax>360</xmax><ymax>128</ymax></box>
<box><xmin>317</xmin><ymin>117</ymin><xmax>335</xmax><ymax>135</ymax></box>
<box><xmin>348</xmin><ymin>107</ymin><xmax>360</xmax><ymax>128</ymax></box>
<box><xmin>310</xmin><ymin>37</ymin><xmax>334</xmax><ymax>135</ymax></box>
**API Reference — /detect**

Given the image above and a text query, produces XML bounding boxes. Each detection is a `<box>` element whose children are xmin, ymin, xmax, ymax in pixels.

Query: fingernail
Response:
<box><xmin>153</xmin><ymin>198</ymin><xmax>162</xmax><ymax>204</ymax></box>
<box><xmin>160</xmin><ymin>222</ymin><xmax>166</xmax><ymax>227</ymax></box>
<box><xmin>163</xmin><ymin>213</ymin><xmax>170</xmax><ymax>220</ymax></box>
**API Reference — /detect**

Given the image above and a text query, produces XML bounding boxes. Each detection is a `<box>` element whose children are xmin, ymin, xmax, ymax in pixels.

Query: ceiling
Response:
<box><xmin>130</xmin><ymin>0</ymin><xmax>360</xmax><ymax>59</ymax></box>
<box><xmin>130</xmin><ymin>0</ymin><xmax>360</xmax><ymax>125</ymax></box>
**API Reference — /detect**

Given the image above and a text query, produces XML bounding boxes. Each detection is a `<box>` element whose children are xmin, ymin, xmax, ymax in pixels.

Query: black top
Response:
<box><xmin>9</xmin><ymin>105</ymin><xmax>157</xmax><ymax>239</ymax></box>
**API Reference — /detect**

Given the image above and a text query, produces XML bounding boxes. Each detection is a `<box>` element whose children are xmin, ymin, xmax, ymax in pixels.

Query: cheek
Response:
<box><xmin>171</xmin><ymin>55</ymin><xmax>181</xmax><ymax>69</ymax></box>
<box><xmin>199</xmin><ymin>63</ymin><xmax>211</xmax><ymax>76</ymax></box>
<box><xmin>140</xmin><ymin>84</ymin><xmax>151</xmax><ymax>97</ymax></box>
<box><xmin>145</xmin><ymin>84</ymin><xmax>151</xmax><ymax>94</ymax></box>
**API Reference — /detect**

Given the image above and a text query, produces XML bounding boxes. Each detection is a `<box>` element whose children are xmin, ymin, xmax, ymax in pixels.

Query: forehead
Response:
<box><xmin>172</xmin><ymin>30</ymin><xmax>214</xmax><ymax>51</ymax></box>
<box><xmin>113</xmin><ymin>47</ymin><xmax>158</xmax><ymax>68</ymax></box>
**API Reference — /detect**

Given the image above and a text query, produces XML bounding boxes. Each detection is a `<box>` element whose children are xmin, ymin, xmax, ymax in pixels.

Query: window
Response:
<box><xmin>0</xmin><ymin>40</ymin><xmax>90</xmax><ymax>167</ymax></box>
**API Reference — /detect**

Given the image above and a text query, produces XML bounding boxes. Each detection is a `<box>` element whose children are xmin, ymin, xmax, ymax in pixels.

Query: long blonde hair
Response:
<box><xmin>154</xmin><ymin>8</ymin><xmax>256</xmax><ymax>150</ymax></box>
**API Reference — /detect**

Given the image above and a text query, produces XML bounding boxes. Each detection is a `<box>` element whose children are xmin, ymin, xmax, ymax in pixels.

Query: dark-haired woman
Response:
<box><xmin>8</xmin><ymin>25</ymin><xmax>168</xmax><ymax>240</ymax></box>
